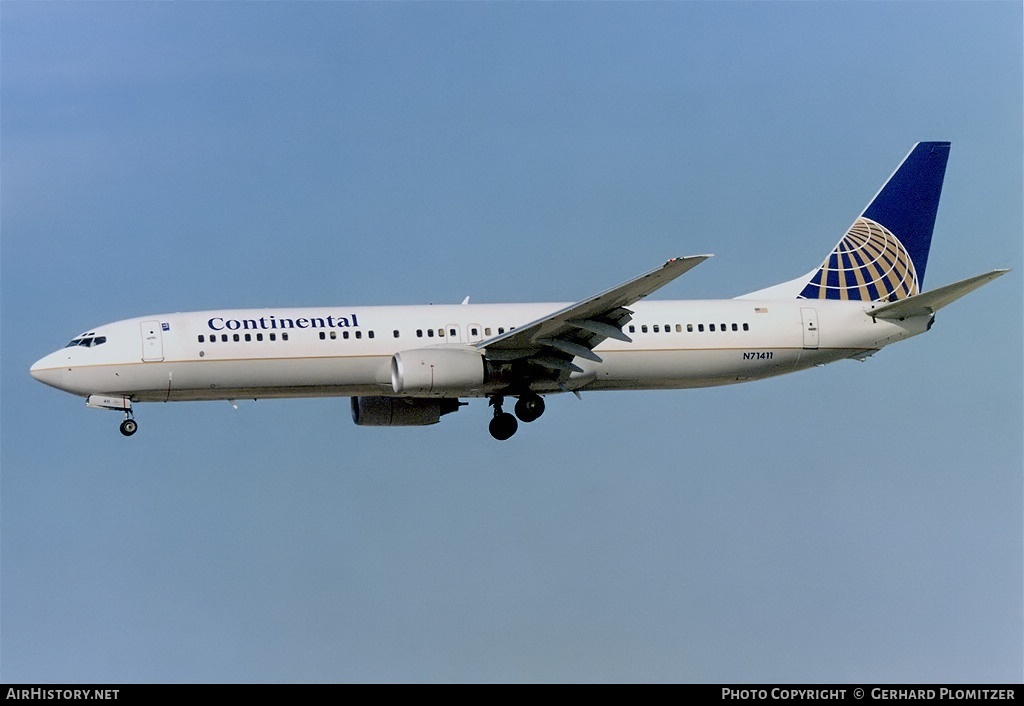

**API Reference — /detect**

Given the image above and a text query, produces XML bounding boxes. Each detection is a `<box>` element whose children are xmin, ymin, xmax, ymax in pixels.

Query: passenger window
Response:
<box><xmin>269</xmin><ymin>333</ymin><xmax>276</xmax><ymax>341</ymax></box>
<box><xmin>641</xmin><ymin>325</ymin><xmax>648</xmax><ymax>333</ymax></box>
<box><xmin>470</xmin><ymin>327</ymin><xmax>478</xmax><ymax>336</ymax></box>
<box><xmin>368</xmin><ymin>331</ymin><xmax>374</xmax><ymax>339</ymax></box>
<box><xmin>687</xmin><ymin>324</ymin><xmax>693</xmax><ymax>332</ymax></box>
<box><xmin>393</xmin><ymin>330</ymin><xmax>400</xmax><ymax>338</ymax></box>
<box><xmin>438</xmin><ymin>329</ymin><xmax>445</xmax><ymax>337</ymax></box>
<box><xmin>355</xmin><ymin>331</ymin><xmax>362</xmax><ymax>339</ymax></box>
<box><xmin>245</xmin><ymin>333</ymin><xmax>252</xmax><ymax>342</ymax></box>
<box><xmin>484</xmin><ymin>328</ymin><xmax>492</xmax><ymax>336</ymax></box>
<box><xmin>698</xmin><ymin>324</ymin><xmax>704</xmax><ymax>332</ymax></box>
<box><xmin>449</xmin><ymin>328</ymin><xmax>456</xmax><ymax>337</ymax></box>
<box><xmin>653</xmin><ymin>325</ymin><xmax>659</xmax><ymax>333</ymax></box>
<box><xmin>743</xmin><ymin>323</ymin><xmax>749</xmax><ymax>331</ymax></box>
<box><xmin>427</xmin><ymin>329</ymin><xmax>434</xmax><ymax>338</ymax></box>
<box><xmin>282</xmin><ymin>332</ymin><xmax>289</xmax><ymax>341</ymax></box>
<box><xmin>319</xmin><ymin>332</ymin><xmax>326</xmax><ymax>340</ymax></box>
<box><xmin>343</xmin><ymin>331</ymin><xmax>349</xmax><ymax>339</ymax></box>
<box><xmin>198</xmin><ymin>335</ymin><xmax>205</xmax><ymax>343</ymax></box>
<box><xmin>257</xmin><ymin>333</ymin><xmax>264</xmax><ymax>341</ymax></box>
<box><xmin>498</xmin><ymin>327</ymin><xmax>505</xmax><ymax>334</ymax></box>
<box><xmin>329</xmin><ymin>331</ymin><xmax>336</xmax><ymax>340</ymax></box>
<box><xmin>233</xmin><ymin>334</ymin><xmax>240</xmax><ymax>342</ymax></box>
<box><xmin>416</xmin><ymin>329</ymin><xmax>423</xmax><ymax>338</ymax></box>
<box><xmin>222</xmin><ymin>334</ymin><xmax>228</xmax><ymax>342</ymax></box>
<box><xmin>732</xmin><ymin>323</ymin><xmax>738</xmax><ymax>331</ymax></box>
<box><xmin>628</xmin><ymin>325</ymin><xmax>635</xmax><ymax>333</ymax></box>
<box><xmin>721</xmin><ymin>323</ymin><xmax>726</xmax><ymax>331</ymax></box>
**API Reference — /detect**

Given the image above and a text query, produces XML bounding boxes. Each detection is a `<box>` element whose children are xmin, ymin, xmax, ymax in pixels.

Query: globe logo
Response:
<box><xmin>800</xmin><ymin>217</ymin><xmax>919</xmax><ymax>301</ymax></box>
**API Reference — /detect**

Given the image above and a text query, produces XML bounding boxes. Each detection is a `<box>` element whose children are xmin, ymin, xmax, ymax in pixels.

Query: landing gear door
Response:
<box><xmin>800</xmin><ymin>307</ymin><xmax>819</xmax><ymax>350</ymax></box>
<box><xmin>141</xmin><ymin>320</ymin><xmax>165</xmax><ymax>362</ymax></box>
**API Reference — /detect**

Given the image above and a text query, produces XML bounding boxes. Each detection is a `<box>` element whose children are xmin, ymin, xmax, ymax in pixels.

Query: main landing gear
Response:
<box><xmin>488</xmin><ymin>393</ymin><xmax>546</xmax><ymax>440</ymax></box>
<box><xmin>514</xmin><ymin>394</ymin><xmax>545</xmax><ymax>423</ymax></box>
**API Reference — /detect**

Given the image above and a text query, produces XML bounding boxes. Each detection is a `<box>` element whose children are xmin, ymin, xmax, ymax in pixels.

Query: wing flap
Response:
<box><xmin>530</xmin><ymin>356</ymin><xmax>585</xmax><ymax>374</ymax></box>
<box><xmin>568</xmin><ymin>318</ymin><xmax>633</xmax><ymax>342</ymax></box>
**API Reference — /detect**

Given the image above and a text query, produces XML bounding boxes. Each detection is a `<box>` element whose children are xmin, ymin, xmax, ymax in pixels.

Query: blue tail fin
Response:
<box><xmin>798</xmin><ymin>142</ymin><xmax>950</xmax><ymax>302</ymax></box>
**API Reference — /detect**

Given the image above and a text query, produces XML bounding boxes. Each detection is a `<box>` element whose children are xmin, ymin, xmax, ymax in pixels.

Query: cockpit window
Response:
<box><xmin>65</xmin><ymin>335</ymin><xmax>106</xmax><ymax>348</ymax></box>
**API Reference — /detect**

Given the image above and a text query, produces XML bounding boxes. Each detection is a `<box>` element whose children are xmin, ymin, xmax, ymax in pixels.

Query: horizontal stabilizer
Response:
<box><xmin>866</xmin><ymin>269</ymin><xmax>1009</xmax><ymax>320</ymax></box>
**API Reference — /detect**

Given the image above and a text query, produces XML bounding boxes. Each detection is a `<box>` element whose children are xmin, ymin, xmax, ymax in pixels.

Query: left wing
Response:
<box><xmin>478</xmin><ymin>255</ymin><xmax>711</xmax><ymax>379</ymax></box>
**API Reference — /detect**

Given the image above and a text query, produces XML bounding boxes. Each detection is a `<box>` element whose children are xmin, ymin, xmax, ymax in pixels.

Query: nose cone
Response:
<box><xmin>30</xmin><ymin>352</ymin><xmax>65</xmax><ymax>390</ymax></box>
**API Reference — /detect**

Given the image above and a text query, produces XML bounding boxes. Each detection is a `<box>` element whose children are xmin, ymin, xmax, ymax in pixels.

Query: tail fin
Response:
<box><xmin>797</xmin><ymin>142</ymin><xmax>950</xmax><ymax>302</ymax></box>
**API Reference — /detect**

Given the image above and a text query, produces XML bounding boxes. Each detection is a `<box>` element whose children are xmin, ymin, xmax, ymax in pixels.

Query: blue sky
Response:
<box><xmin>2</xmin><ymin>2</ymin><xmax>1021</xmax><ymax>683</ymax></box>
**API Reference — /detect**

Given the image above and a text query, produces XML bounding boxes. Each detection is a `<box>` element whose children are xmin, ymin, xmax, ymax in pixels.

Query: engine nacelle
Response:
<box><xmin>391</xmin><ymin>347</ymin><xmax>485</xmax><ymax>394</ymax></box>
<box><xmin>350</xmin><ymin>396</ymin><xmax>461</xmax><ymax>427</ymax></box>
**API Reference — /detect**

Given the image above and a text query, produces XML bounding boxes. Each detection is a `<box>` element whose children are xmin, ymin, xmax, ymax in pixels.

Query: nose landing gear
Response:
<box><xmin>85</xmin><ymin>395</ymin><xmax>138</xmax><ymax>436</ymax></box>
<box><xmin>119</xmin><ymin>416</ymin><xmax>138</xmax><ymax>437</ymax></box>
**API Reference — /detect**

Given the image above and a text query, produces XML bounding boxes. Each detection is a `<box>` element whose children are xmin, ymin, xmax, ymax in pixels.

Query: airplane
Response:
<box><xmin>30</xmin><ymin>142</ymin><xmax>1008</xmax><ymax>440</ymax></box>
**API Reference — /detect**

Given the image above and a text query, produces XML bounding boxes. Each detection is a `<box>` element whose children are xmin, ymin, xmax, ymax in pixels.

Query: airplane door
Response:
<box><xmin>445</xmin><ymin>324</ymin><xmax>463</xmax><ymax>344</ymax></box>
<box><xmin>801</xmin><ymin>307</ymin><xmax>819</xmax><ymax>349</ymax></box>
<box><xmin>141</xmin><ymin>320</ymin><xmax>165</xmax><ymax>362</ymax></box>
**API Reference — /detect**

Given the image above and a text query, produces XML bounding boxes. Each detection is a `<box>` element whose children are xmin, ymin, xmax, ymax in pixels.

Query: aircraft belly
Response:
<box><xmin>591</xmin><ymin>347</ymin><xmax>831</xmax><ymax>390</ymax></box>
<box><xmin>59</xmin><ymin>345</ymin><xmax>875</xmax><ymax>402</ymax></box>
<box><xmin>94</xmin><ymin>356</ymin><xmax>391</xmax><ymax>401</ymax></box>
<box><xmin>153</xmin><ymin>385</ymin><xmax>385</xmax><ymax>402</ymax></box>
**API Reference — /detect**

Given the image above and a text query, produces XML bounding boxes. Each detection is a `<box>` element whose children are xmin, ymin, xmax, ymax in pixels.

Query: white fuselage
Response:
<box><xmin>29</xmin><ymin>298</ymin><xmax>927</xmax><ymax>403</ymax></box>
